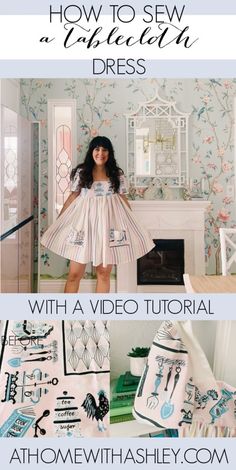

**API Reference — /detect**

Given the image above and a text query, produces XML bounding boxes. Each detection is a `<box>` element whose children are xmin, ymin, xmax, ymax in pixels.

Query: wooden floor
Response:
<box><xmin>183</xmin><ymin>274</ymin><xmax>236</xmax><ymax>293</ymax></box>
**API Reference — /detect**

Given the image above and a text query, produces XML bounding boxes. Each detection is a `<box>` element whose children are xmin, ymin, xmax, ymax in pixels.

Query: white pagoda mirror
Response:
<box><xmin>126</xmin><ymin>92</ymin><xmax>190</xmax><ymax>188</ymax></box>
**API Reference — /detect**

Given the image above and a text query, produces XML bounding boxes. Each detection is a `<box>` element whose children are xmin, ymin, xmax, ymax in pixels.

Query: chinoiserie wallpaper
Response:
<box><xmin>20</xmin><ymin>78</ymin><xmax>236</xmax><ymax>279</ymax></box>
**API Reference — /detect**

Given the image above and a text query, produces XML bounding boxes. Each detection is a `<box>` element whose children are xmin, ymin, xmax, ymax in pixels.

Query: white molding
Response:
<box><xmin>31</xmin><ymin>121</ymin><xmax>42</xmax><ymax>293</ymax></box>
<box><xmin>124</xmin><ymin>90</ymin><xmax>190</xmax><ymax>119</ymax></box>
<box><xmin>39</xmin><ymin>279</ymin><xmax>116</xmax><ymax>293</ymax></box>
<box><xmin>130</xmin><ymin>199</ymin><xmax>210</xmax><ymax>212</ymax></box>
<box><xmin>183</xmin><ymin>274</ymin><xmax>195</xmax><ymax>293</ymax></box>
<box><xmin>0</xmin><ymin>79</ymin><xmax>20</xmax><ymax>112</ymax></box>
<box><xmin>47</xmin><ymin>99</ymin><xmax>77</xmax><ymax>226</ymax></box>
<box><xmin>117</xmin><ymin>200</ymin><xmax>210</xmax><ymax>293</ymax></box>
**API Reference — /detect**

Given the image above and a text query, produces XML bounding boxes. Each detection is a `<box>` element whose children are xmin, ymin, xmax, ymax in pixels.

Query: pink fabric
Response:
<box><xmin>133</xmin><ymin>321</ymin><xmax>236</xmax><ymax>434</ymax></box>
<box><xmin>0</xmin><ymin>320</ymin><xmax>110</xmax><ymax>437</ymax></box>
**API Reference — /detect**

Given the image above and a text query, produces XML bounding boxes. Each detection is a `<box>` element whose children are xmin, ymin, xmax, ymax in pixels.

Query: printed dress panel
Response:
<box><xmin>41</xmin><ymin>172</ymin><xmax>155</xmax><ymax>266</ymax></box>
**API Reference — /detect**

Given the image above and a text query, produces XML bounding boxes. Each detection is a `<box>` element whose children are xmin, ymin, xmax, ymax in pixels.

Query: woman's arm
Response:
<box><xmin>119</xmin><ymin>194</ymin><xmax>131</xmax><ymax>210</ymax></box>
<box><xmin>118</xmin><ymin>173</ymin><xmax>131</xmax><ymax>209</ymax></box>
<box><xmin>59</xmin><ymin>190</ymin><xmax>81</xmax><ymax>216</ymax></box>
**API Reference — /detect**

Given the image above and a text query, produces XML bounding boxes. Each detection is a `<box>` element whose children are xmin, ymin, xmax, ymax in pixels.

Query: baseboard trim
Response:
<box><xmin>39</xmin><ymin>279</ymin><xmax>116</xmax><ymax>293</ymax></box>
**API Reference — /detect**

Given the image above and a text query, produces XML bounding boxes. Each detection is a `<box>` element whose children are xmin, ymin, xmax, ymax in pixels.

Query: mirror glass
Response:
<box><xmin>135</xmin><ymin>117</ymin><xmax>178</xmax><ymax>177</ymax></box>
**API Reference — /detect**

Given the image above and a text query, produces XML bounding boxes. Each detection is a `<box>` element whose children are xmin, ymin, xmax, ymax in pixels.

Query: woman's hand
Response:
<box><xmin>58</xmin><ymin>190</ymin><xmax>81</xmax><ymax>217</ymax></box>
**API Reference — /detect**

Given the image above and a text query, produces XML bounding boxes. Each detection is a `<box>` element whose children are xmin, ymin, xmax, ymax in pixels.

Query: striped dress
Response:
<box><xmin>41</xmin><ymin>172</ymin><xmax>154</xmax><ymax>267</ymax></box>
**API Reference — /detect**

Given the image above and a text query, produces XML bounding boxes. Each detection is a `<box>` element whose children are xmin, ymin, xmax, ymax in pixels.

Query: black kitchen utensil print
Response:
<box><xmin>164</xmin><ymin>366</ymin><xmax>173</xmax><ymax>391</ymax></box>
<box><xmin>33</xmin><ymin>410</ymin><xmax>50</xmax><ymax>437</ymax></box>
<box><xmin>11</xmin><ymin>340</ymin><xmax>58</xmax><ymax>354</ymax></box>
<box><xmin>147</xmin><ymin>359</ymin><xmax>164</xmax><ymax>409</ymax></box>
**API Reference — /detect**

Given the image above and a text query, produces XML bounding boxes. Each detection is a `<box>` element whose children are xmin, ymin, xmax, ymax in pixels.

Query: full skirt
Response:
<box><xmin>41</xmin><ymin>194</ymin><xmax>155</xmax><ymax>266</ymax></box>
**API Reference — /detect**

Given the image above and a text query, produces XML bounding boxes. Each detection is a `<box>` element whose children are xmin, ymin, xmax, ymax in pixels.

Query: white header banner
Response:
<box><xmin>0</xmin><ymin>13</ymin><xmax>236</xmax><ymax>60</ymax></box>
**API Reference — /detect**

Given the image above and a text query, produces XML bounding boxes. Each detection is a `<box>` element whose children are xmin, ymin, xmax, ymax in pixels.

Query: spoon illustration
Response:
<box><xmin>8</xmin><ymin>356</ymin><xmax>53</xmax><ymax>367</ymax></box>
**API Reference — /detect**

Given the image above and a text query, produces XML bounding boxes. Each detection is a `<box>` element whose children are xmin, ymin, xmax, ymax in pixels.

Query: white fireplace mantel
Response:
<box><xmin>117</xmin><ymin>200</ymin><xmax>210</xmax><ymax>293</ymax></box>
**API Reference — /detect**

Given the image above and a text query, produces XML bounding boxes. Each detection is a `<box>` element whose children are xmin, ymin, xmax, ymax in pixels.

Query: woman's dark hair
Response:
<box><xmin>71</xmin><ymin>136</ymin><xmax>123</xmax><ymax>192</ymax></box>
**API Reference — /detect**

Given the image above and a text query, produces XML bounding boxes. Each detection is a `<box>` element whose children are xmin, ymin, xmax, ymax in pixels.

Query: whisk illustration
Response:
<box><xmin>146</xmin><ymin>359</ymin><xmax>164</xmax><ymax>409</ymax></box>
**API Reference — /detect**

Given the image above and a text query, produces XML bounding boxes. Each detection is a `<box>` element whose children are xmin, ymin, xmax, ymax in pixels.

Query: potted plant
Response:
<box><xmin>127</xmin><ymin>347</ymin><xmax>150</xmax><ymax>377</ymax></box>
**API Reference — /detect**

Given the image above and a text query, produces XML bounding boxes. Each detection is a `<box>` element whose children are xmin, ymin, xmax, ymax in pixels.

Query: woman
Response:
<box><xmin>41</xmin><ymin>136</ymin><xmax>154</xmax><ymax>293</ymax></box>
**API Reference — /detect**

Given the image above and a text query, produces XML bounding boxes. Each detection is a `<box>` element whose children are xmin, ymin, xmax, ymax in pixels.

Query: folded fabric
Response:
<box><xmin>133</xmin><ymin>321</ymin><xmax>236</xmax><ymax>437</ymax></box>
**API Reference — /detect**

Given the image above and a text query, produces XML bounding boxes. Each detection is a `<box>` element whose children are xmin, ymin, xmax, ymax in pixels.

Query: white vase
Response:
<box><xmin>130</xmin><ymin>356</ymin><xmax>147</xmax><ymax>377</ymax></box>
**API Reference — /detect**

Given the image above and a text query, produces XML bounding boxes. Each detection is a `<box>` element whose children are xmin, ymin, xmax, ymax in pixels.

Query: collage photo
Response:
<box><xmin>0</xmin><ymin>77</ymin><xmax>236</xmax><ymax>442</ymax></box>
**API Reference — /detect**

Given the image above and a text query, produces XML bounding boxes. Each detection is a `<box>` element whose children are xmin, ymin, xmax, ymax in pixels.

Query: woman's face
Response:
<box><xmin>92</xmin><ymin>146</ymin><xmax>109</xmax><ymax>167</ymax></box>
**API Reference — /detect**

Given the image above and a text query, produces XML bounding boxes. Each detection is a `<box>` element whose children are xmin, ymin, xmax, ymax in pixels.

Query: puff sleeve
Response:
<box><xmin>118</xmin><ymin>174</ymin><xmax>129</xmax><ymax>195</ymax></box>
<box><xmin>70</xmin><ymin>169</ymin><xmax>81</xmax><ymax>192</ymax></box>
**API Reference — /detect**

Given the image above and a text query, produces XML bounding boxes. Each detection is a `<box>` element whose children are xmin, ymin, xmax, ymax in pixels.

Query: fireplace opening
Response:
<box><xmin>137</xmin><ymin>239</ymin><xmax>184</xmax><ymax>285</ymax></box>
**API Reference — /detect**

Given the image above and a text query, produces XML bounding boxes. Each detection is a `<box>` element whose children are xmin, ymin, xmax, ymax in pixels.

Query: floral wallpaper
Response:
<box><xmin>20</xmin><ymin>78</ymin><xmax>236</xmax><ymax>279</ymax></box>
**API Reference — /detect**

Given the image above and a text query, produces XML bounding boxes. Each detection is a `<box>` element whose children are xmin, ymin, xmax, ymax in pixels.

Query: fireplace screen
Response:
<box><xmin>137</xmin><ymin>239</ymin><xmax>184</xmax><ymax>285</ymax></box>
